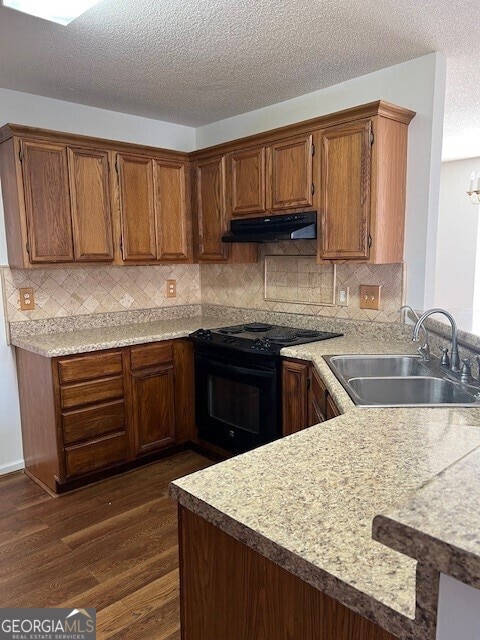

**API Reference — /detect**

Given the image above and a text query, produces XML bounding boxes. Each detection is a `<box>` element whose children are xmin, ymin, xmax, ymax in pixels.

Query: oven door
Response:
<box><xmin>195</xmin><ymin>351</ymin><xmax>280</xmax><ymax>453</ymax></box>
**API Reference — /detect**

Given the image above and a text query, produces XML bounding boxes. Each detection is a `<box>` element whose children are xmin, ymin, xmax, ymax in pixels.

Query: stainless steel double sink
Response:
<box><xmin>324</xmin><ymin>355</ymin><xmax>480</xmax><ymax>407</ymax></box>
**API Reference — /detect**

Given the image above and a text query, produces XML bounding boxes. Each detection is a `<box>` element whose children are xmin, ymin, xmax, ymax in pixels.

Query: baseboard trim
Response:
<box><xmin>0</xmin><ymin>459</ymin><xmax>25</xmax><ymax>475</ymax></box>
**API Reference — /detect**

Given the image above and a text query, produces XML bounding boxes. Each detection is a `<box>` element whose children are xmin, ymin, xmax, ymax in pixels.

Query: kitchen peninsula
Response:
<box><xmin>171</xmin><ymin>336</ymin><xmax>480</xmax><ymax>640</ymax></box>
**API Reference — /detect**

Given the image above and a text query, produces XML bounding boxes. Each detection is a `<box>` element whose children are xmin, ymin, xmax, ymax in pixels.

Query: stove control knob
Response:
<box><xmin>261</xmin><ymin>338</ymin><xmax>271</xmax><ymax>348</ymax></box>
<box><xmin>197</xmin><ymin>329</ymin><xmax>212</xmax><ymax>340</ymax></box>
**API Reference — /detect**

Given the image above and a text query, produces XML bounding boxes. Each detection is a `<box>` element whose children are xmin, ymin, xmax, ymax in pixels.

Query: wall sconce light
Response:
<box><xmin>467</xmin><ymin>171</ymin><xmax>480</xmax><ymax>204</ymax></box>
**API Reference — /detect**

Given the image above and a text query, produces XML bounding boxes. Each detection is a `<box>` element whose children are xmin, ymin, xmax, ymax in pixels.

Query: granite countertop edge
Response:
<box><xmin>372</xmin><ymin>513</ymin><xmax>480</xmax><ymax>590</ymax></box>
<box><xmin>372</xmin><ymin>444</ymin><xmax>480</xmax><ymax>592</ymax></box>
<box><xmin>11</xmin><ymin>328</ymin><xmax>195</xmax><ymax>357</ymax></box>
<box><xmin>9</xmin><ymin>316</ymin><xmax>226</xmax><ymax>357</ymax></box>
<box><xmin>171</xmin><ymin>484</ymin><xmax>417</xmax><ymax>640</ymax></box>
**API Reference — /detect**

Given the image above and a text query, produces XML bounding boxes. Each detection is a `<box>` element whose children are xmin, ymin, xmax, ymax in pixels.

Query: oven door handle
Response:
<box><xmin>226</xmin><ymin>364</ymin><xmax>273</xmax><ymax>378</ymax></box>
<box><xmin>199</xmin><ymin>357</ymin><xmax>274</xmax><ymax>378</ymax></box>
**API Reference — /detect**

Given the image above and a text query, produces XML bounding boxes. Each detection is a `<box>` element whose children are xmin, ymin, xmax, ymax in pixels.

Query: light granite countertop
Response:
<box><xmin>373</xmin><ymin>446</ymin><xmax>480</xmax><ymax>592</ymax></box>
<box><xmin>171</xmin><ymin>335</ymin><xmax>480</xmax><ymax>640</ymax></box>
<box><xmin>9</xmin><ymin>315</ymin><xmax>226</xmax><ymax>357</ymax></box>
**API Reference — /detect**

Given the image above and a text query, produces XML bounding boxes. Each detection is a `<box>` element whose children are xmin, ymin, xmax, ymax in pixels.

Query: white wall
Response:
<box><xmin>0</xmin><ymin>88</ymin><xmax>196</xmax><ymax>151</ymax></box>
<box><xmin>437</xmin><ymin>574</ymin><xmax>480</xmax><ymax>640</ymax></box>
<box><xmin>196</xmin><ymin>53</ymin><xmax>447</xmax><ymax>312</ymax></box>
<box><xmin>443</xmin><ymin>130</ymin><xmax>480</xmax><ymax>162</ymax></box>
<box><xmin>0</xmin><ymin>89</ymin><xmax>196</xmax><ymax>475</ymax></box>
<box><xmin>0</xmin><ymin>196</ymin><xmax>23</xmax><ymax>473</ymax></box>
<box><xmin>435</xmin><ymin>158</ymin><xmax>480</xmax><ymax>331</ymax></box>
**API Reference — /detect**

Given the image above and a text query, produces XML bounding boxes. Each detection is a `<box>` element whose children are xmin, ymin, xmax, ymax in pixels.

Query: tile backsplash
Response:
<box><xmin>2</xmin><ymin>241</ymin><xmax>405</xmax><ymax>326</ymax></box>
<box><xmin>2</xmin><ymin>264</ymin><xmax>201</xmax><ymax>322</ymax></box>
<box><xmin>265</xmin><ymin>256</ymin><xmax>336</xmax><ymax>306</ymax></box>
<box><xmin>200</xmin><ymin>241</ymin><xmax>405</xmax><ymax>323</ymax></box>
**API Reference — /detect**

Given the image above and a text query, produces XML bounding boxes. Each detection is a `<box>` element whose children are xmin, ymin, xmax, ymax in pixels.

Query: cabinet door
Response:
<box><xmin>195</xmin><ymin>157</ymin><xmax>228</xmax><ymax>262</ymax></box>
<box><xmin>229</xmin><ymin>147</ymin><xmax>266</xmax><ymax>216</ymax></box>
<box><xmin>308</xmin><ymin>366</ymin><xmax>327</xmax><ymax>426</ymax></box>
<box><xmin>320</xmin><ymin>122</ymin><xmax>371</xmax><ymax>260</ymax></box>
<box><xmin>117</xmin><ymin>153</ymin><xmax>157</xmax><ymax>262</ymax></box>
<box><xmin>282</xmin><ymin>360</ymin><xmax>309</xmax><ymax>435</ymax></box>
<box><xmin>326</xmin><ymin>394</ymin><xmax>341</xmax><ymax>420</ymax></box>
<box><xmin>20</xmin><ymin>140</ymin><xmax>74</xmax><ymax>263</ymax></box>
<box><xmin>131</xmin><ymin>365</ymin><xmax>176</xmax><ymax>455</ymax></box>
<box><xmin>154</xmin><ymin>159</ymin><xmax>190</xmax><ymax>261</ymax></box>
<box><xmin>268</xmin><ymin>134</ymin><xmax>314</xmax><ymax>211</ymax></box>
<box><xmin>68</xmin><ymin>147</ymin><xmax>114</xmax><ymax>262</ymax></box>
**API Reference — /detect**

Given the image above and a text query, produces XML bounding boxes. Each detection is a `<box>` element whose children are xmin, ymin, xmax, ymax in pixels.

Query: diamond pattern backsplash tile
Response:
<box><xmin>2</xmin><ymin>264</ymin><xmax>201</xmax><ymax>322</ymax></box>
<box><xmin>2</xmin><ymin>241</ymin><xmax>404</xmax><ymax>325</ymax></box>
<box><xmin>265</xmin><ymin>255</ymin><xmax>336</xmax><ymax>306</ymax></box>
<box><xmin>200</xmin><ymin>241</ymin><xmax>405</xmax><ymax>323</ymax></box>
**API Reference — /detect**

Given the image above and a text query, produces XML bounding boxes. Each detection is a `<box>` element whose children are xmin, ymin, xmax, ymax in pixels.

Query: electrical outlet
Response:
<box><xmin>337</xmin><ymin>286</ymin><xmax>349</xmax><ymax>307</ymax></box>
<box><xmin>166</xmin><ymin>279</ymin><xmax>177</xmax><ymax>298</ymax></box>
<box><xmin>19</xmin><ymin>287</ymin><xmax>35</xmax><ymax>311</ymax></box>
<box><xmin>359</xmin><ymin>285</ymin><xmax>381</xmax><ymax>310</ymax></box>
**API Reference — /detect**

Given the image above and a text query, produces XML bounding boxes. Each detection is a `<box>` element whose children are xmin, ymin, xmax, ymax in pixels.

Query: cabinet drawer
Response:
<box><xmin>65</xmin><ymin>431</ymin><xmax>128</xmax><ymax>478</ymax></box>
<box><xmin>130</xmin><ymin>342</ymin><xmax>173</xmax><ymax>371</ymax></box>
<box><xmin>58</xmin><ymin>352</ymin><xmax>123</xmax><ymax>384</ymax></box>
<box><xmin>63</xmin><ymin>400</ymin><xmax>125</xmax><ymax>445</ymax></box>
<box><xmin>61</xmin><ymin>376</ymin><xmax>124</xmax><ymax>410</ymax></box>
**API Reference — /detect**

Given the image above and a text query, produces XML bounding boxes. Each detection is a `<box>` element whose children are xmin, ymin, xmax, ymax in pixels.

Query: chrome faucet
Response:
<box><xmin>412</xmin><ymin>308</ymin><xmax>460</xmax><ymax>372</ymax></box>
<box><xmin>400</xmin><ymin>305</ymin><xmax>431</xmax><ymax>361</ymax></box>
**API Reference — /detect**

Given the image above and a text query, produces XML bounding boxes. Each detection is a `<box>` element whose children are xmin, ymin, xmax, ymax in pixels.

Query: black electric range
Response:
<box><xmin>189</xmin><ymin>322</ymin><xmax>343</xmax><ymax>454</ymax></box>
<box><xmin>189</xmin><ymin>322</ymin><xmax>343</xmax><ymax>356</ymax></box>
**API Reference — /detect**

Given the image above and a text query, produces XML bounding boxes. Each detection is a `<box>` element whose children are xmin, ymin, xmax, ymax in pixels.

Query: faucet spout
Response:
<box><xmin>400</xmin><ymin>305</ymin><xmax>431</xmax><ymax>361</ymax></box>
<box><xmin>412</xmin><ymin>308</ymin><xmax>460</xmax><ymax>372</ymax></box>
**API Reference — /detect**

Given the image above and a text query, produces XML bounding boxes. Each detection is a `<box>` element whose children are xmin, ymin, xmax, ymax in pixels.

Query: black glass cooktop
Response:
<box><xmin>190</xmin><ymin>323</ymin><xmax>343</xmax><ymax>355</ymax></box>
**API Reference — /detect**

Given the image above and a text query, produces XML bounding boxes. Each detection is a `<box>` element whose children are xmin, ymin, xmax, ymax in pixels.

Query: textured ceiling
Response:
<box><xmin>0</xmin><ymin>0</ymin><xmax>478</xmax><ymax>147</ymax></box>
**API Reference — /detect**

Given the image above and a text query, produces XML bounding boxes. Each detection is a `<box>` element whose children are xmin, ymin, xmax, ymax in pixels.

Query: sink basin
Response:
<box><xmin>348</xmin><ymin>376</ymin><xmax>479</xmax><ymax>407</ymax></box>
<box><xmin>327</xmin><ymin>355</ymin><xmax>428</xmax><ymax>378</ymax></box>
<box><xmin>324</xmin><ymin>354</ymin><xmax>480</xmax><ymax>407</ymax></box>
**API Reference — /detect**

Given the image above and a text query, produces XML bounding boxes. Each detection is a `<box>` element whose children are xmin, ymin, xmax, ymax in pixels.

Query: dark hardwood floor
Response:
<box><xmin>0</xmin><ymin>450</ymin><xmax>213</xmax><ymax>639</ymax></box>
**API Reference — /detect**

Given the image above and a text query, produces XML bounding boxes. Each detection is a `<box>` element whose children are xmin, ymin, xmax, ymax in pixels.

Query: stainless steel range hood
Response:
<box><xmin>222</xmin><ymin>212</ymin><xmax>317</xmax><ymax>243</ymax></box>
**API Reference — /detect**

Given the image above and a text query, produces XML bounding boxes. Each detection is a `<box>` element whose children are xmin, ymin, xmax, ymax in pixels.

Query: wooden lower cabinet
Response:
<box><xmin>131</xmin><ymin>364</ymin><xmax>176</xmax><ymax>455</ymax></box>
<box><xmin>179</xmin><ymin>507</ymin><xmax>397</xmax><ymax>640</ymax></box>
<box><xmin>282</xmin><ymin>360</ymin><xmax>309</xmax><ymax>435</ymax></box>
<box><xmin>65</xmin><ymin>432</ymin><xmax>128</xmax><ymax>478</ymax></box>
<box><xmin>282</xmin><ymin>358</ymin><xmax>340</xmax><ymax>435</ymax></box>
<box><xmin>15</xmin><ymin>338</ymin><xmax>195</xmax><ymax>493</ymax></box>
<box><xmin>326</xmin><ymin>393</ymin><xmax>341</xmax><ymax>419</ymax></box>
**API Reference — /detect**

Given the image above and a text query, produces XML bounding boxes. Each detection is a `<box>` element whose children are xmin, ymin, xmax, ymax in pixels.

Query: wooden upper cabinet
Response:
<box><xmin>320</xmin><ymin>121</ymin><xmax>371</xmax><ymax>260</ymax></box>
<box><xmin>267</xmin><ymin>134</ymin><xmax>314</xmax><ymax>211</ymax></box>
<box><xmin>0</xmin><ymin>104</ymin><xmax>413</xmax><ymax>268</ymax></box>
<box><xmin>116</xmin><ymin>153</ymin><xmax>157</xmax><ymax>262</ymax></box>
<box><xmin>368</xmin><ymin>116</ymin><xmax>409</xmax><ymax>264</ymax></box>
<box><xmin>154</xmin><ymin>159</ymin><xmax>190</xmax><ymax>262</ymax></box>
<box><xmin>20</xmin><ymin>140</ymin><xmax>74</xmax><ymax>263</ymax></box>
<box><xmin>195</xmin><ymin>156</ymin><xmax>228</xmax><ymax>262</ymax></box>
<box><xmin>68</xmin><ymin>147</ymin><xmax>114</xmax><ymax>262</ymax></box>
<box><xmin>229</xmin><ymin>146</ymin><xmax>266</xmax><ymax>216</ymax></box>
